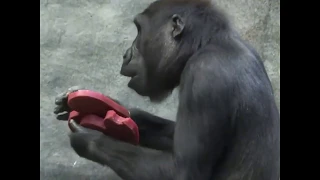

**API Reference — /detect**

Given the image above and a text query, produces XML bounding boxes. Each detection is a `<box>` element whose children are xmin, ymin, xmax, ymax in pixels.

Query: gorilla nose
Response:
<box><xmin>123</xmin><ymin>48</ymin><xmax>132</xmax><ymax>65</ymax></box>
<box><xmin>121</xmin><ymin>47</ymin><xmax>137</xmax><ymax>78</ymax></box>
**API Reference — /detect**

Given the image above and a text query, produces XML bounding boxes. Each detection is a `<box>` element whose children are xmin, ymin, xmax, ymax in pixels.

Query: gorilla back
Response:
<box><xmin>66</xmin><ymin>0</ymin><xmax>280</xmax><ymax>180</ymax></box>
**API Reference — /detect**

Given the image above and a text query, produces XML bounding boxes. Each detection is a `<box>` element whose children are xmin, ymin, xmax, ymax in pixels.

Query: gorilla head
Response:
<box><xmin>120</xmin><ymin>0</ymin><xmax>219</xmax><ymax>102</ymax></box>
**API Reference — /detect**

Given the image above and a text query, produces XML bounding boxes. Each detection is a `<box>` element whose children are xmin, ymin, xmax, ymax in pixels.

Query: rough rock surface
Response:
<box><xmin>40</xmin><ymin>0</ymin><xmax>280</xmax><ymax>179</ymax></box>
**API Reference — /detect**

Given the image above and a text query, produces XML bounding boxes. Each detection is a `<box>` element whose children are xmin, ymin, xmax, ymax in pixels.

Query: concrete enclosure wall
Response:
<box><xmin>40</xmin><ymin>0</ymin><xmax>280</xmax><ymax>179</ymax></box>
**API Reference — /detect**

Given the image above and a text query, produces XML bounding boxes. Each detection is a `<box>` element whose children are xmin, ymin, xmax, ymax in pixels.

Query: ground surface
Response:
<box><xmin>40</xmin><ymin>0</ymin><xmax>280</xmax><ymax>179</ymax></box>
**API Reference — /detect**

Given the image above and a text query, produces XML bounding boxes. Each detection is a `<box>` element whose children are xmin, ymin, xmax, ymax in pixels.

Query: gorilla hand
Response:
<box><xmin>54</xmin><ymin>86</ymin><xmax>85</xmax><ymax>121</ymax></box>
<box><xmin>68</xmin><ymin>119</ymin><xmax>112</xmax><ymax>165</ymax></box>
<box><xmin>54</xmin><ymin>86</ymin><xmax>126</xmax><ymax>121</ymax></box>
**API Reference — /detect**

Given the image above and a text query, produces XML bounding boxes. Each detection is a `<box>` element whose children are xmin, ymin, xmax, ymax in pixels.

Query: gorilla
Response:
<box><xmin>54</xmin><ymin>0</ymin><xmax>280</xmax><ymax>179</ymax></box>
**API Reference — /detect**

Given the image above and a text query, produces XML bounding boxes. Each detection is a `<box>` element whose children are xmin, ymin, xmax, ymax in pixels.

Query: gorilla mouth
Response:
<box><xmin>120</xmin><ymin>68</ymin><xmax>136</xmax><ymax>78</ymax></box>
<box><xmin>149</xmin><ymin>93</ymin><xmax>168</xmax><ymax>103</ymax></box>
<box><xmin>129</xmin><ymin>75</ymin><xmax>138</xmax><ymax>83</ymax></box>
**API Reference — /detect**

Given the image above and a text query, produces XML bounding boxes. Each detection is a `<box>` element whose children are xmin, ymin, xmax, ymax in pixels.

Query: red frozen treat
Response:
<box><xmin>67</xmin><ymin>90</ymin><xmax>130</xmax><ymax>118</ymax></box>
<box><xmin>104</xmin><ymin>110</ymin><xmax>139</xmax><ymax>145</ymax></box>
<box><xmin>66</xmin><ymin>90</ymin><xmax>139</xmax><ymax>145</ymax></box>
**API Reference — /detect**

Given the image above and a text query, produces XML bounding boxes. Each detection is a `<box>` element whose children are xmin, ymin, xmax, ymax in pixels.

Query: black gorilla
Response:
<box><xmin>54</xmin><ymin>0</ymin><xmax>280</xmax><ymax>179</ymax></box>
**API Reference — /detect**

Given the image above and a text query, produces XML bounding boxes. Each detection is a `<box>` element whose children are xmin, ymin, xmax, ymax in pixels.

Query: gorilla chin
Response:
<box><xmin>148</xmin><ymin>91</ymin><xmax>171</xmax><ymax>103</ymax></box>
<box><xmin>127</xmin><ymin>75</ymin><xmax>172</xmax><ymax>103</ymax></box>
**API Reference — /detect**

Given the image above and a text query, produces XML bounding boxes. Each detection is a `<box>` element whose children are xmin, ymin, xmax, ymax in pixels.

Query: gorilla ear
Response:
<box><xmin>171</xmin><ymin>14</ymin><xmax>184</xmax><ymax>38</ymax></box>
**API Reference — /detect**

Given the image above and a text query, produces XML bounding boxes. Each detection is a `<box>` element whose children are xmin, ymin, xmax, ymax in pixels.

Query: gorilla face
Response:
<box><xmin>120</xmin><ymin>12</ymin><xmax>185</xmax><ymax>102</ymax></box>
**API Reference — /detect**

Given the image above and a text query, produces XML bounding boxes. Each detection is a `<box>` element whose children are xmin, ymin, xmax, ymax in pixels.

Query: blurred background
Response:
<box><xmin>40</xmin><ymin>0</ymin><xmax>280</xmax><ymax>179</ymax></box>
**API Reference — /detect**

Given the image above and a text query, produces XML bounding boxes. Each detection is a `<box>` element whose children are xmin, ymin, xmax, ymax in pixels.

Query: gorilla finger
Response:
<box><xmin>56</xmin><ymin>112</ymin><xmax>70</xmax><ymax>121</ymax></box>
<box><xmin>68</xmin><ymin>86</ymin><xmax>85</xmax><ymax>93</ymax></box>
<box><xmin>69</xmin><ymin>119</ymin><xmax>86</xmax><ymax>132</ymax></box>
<box><xmin>55</xmin><ymin>86</ymin><xmax>84</xmax><ymax>105</ymax></box>
<box><xmin>55</xmin><ymin>92</ymin><xmax>68</xmax><ymax>105</ymax></box>
<box><xmin>54</xmin><ymin>105</ymin><xmax>68</xmax><ymax>114</ymax></box>
<box><xmin>69</xmin><ymin>132</ymin><xmax>100</xmax><ymax>160</ymax></box>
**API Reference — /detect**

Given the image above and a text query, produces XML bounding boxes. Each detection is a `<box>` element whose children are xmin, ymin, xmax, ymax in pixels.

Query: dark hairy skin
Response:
<box><xmin>54</xmin><ymin>0</ymin><xmax>280</xmax><ymax>179</ymax></box>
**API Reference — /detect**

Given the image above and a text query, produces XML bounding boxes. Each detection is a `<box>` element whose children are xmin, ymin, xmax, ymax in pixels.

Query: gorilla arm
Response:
<box><xmin>129</xmin><ymin>108</ymin><xmax>174</xmax><ymax>151</ymax></box>
<box><xmin>68</xmin><ymin>61</ymin><xmax>233</xmax><ymax>180</ymax></box>
<box><xmin>173</xmin><ymin>60</ymin><xmax>234</xmax><ymax>180</ymax></box>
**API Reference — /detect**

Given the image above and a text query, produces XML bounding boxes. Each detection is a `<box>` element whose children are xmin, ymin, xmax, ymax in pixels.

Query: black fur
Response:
<box><xmin>55</xmin><ymin>0</ymin><xmax>280</xmax><ymax>179</ymax></box>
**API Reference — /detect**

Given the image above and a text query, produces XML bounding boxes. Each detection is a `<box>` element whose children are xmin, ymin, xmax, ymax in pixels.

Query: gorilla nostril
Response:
<box><xmin>123</xmin><ymin>53</ymin><xmax>127</xmax><ymax>59</ymax></box>
<box><xmin>123</xmin><ymin>48</ymin><xmax>133</xmax><ymax>64</ymax></box>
